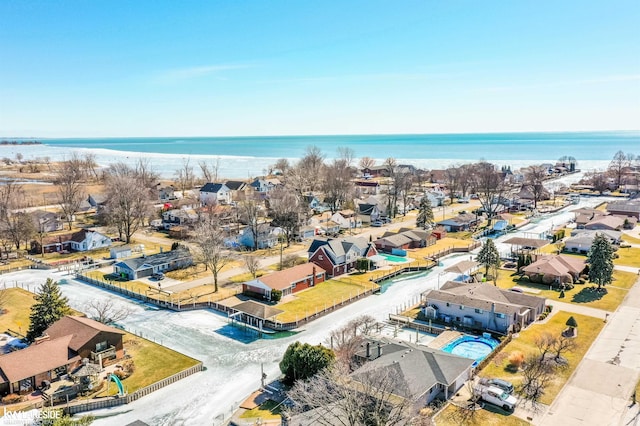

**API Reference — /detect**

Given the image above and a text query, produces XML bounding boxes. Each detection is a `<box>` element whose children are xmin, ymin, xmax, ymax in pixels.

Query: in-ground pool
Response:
<box><xmin>380</xmin><ymin>253</ymin><xmax>408</xmax><ymax>262</ymax></box>
<box><xmin>441</xmin><ymin>334</ymin><xmax>499</xmax><ymax>366</ymax></box>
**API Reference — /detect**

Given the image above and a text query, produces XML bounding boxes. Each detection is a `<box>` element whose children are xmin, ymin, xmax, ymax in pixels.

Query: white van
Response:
<box><xmin>476</xmin><ymin>385</ymin><xmax>518</xmax><ymax>411</ymax></box>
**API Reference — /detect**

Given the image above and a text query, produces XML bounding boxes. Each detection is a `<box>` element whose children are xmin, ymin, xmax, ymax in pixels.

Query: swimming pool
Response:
<box><xmin>380</xmin><ymin>253</ymin><xmax>408</xmax><ymax>262</ymax></box>
<box><xmin>441</xmin><ymin>334</ymin><xmax>499</xmax><ymax>365</ymax></box>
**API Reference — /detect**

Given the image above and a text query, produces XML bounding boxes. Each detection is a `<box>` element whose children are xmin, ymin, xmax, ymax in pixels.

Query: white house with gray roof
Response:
<box><xmin>199</xmin><ymin>183</ymin><xmax>231</xmax><ymax>205</ymax></box>
<box><xmin>422</xmin><ymin>281</ymin><xmax>546</xmax><ymax>334</ymax></box>
<box><xmin>565</xmin><ymin>229</ymin><xmax>621</xmax><ymax>254</ymax></box>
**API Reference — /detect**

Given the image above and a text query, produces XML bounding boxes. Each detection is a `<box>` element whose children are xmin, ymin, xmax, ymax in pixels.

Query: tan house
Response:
<box><xmin>243</xmin><ymin>263</ymin><xmax>327</xmax><ymax>300</ymax></box>
<box><xmin>522</xmin><ymin>254</ymin><xmax>587</xmax><ymax>284</ymax></box>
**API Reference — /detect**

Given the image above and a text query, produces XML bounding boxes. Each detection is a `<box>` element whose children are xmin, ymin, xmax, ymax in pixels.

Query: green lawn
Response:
<box><xmin>479</xmin><ymin>311</ymin><xmax>605</xmax><ymax>405</ymax></box>
<box><xmin>239</xmin><ymin>400</ymin><xmax>283</xmax><ymax>420</ymax></box>
<box><xmin>101</xmin><ymin>333</ymin><xmax>201</xmax><ymax>395</ymax></box>
<box><xmin>615</xmin><ymin>247</ymin><xmax>640</xmax><ymax>268</ymax></box>
<box><xmin>275</xmin><ymin>278</ymin><xmax>377</xmax><ymax>323</ymax></box>
<box><xmin>435</xmin><ymin>403</ymin><xmax>530</xmax><ymax>426</ymax></box>
<box><xmin>0</xmin><ymin>288</ymin><xmax>36</xmax><ymax>336</ymax></box>
<box><xmin>494</xmin><ymin>269</ymin><xmax>630</xmax><ymax>312</ymax></box>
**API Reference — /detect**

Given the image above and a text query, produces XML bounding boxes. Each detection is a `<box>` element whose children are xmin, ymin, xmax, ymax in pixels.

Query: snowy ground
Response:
<box><xmin>0</xmin><ymin>192</ymin><xmax>613</xmax><ymax>425</ymax></box>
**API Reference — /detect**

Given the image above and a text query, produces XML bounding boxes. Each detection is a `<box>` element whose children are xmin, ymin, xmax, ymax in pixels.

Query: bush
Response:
<box><xmin>545</xmin><ymin>305</ymin><xmax>553</xmax><ymax>313</ymax></box>
<box><xmin>122</xmin><ymin>360</ymin><xmax>135</xmax><ymax>374</ymax></box>
<box><xmin>2</xmin><ymin>393</ymin><xmax>24</xmax><ymax>404</ymax></box>
<box><xmin>507</xmin><ymin>351</ymin><xmax>525</xmax><ymax>370</ymax></box>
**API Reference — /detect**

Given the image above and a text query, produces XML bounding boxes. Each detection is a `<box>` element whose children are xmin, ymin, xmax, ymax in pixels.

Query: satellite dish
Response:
<box><xmin>88</xmin><ymin>384</ymin><xmax>93</xmax><ymax>390</ymax></box>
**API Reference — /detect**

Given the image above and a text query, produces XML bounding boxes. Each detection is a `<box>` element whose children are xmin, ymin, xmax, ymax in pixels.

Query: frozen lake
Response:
<box><xmin>0</xmin><ymin>194</ymin><xmax>611</xmax><ymax>425</ymax></box>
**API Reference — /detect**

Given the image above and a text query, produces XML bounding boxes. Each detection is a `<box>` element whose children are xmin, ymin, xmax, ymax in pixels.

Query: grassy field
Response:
<box><xmin>101</xmin><ymin>333</ymin><xmax>201</xmax><ymax>396</ymax></box>
<box><xmin>0</xmin><ymin>287</ymin><xmax>36</xmax><ymax>336</ymax></box>
<box><xmin>239</xmin><ymin>400</ymin><xmax>283</xmax><ymax>420</ymax></box>
<box><xmin>0</xmin><ymin>259</ymin><xmax>33</xmax><ymax>272</ymax></box>
<box><xmin>275</xmin><ymin>278</ymin><xmax>377</xmax><ymax>323</ymax></box>
<box><xmin>615</xmin><ymin>247</ymin><xmax>640</xmax><ymax>268</ymax></box>
<box><xmin>479</xmin><ymin>311</ymin><xmax>604</xmax><ymax>406</ymax></box>
<box><xmin>622</xmin><ymin>233</ymin><xmax>640</xmax><ymax>245</ymax></box>
<box><xmin>172</xmin><ymin>284</ymin><xmax>241</xmax><ymax>303</ymax></box>
<box><xmin>84</xmin><ymin>270</ymin><xmax>156</xmax><ymax>295</ymax></box>
<box><xmin>435</xmin><ymin>403</ymin><xmax>530</xmax><ymax>426</ymax></box>
<box><xmin>494</xmin><ymin>269</ymin><xmax>631</xmax><ymax>312</ymax></box>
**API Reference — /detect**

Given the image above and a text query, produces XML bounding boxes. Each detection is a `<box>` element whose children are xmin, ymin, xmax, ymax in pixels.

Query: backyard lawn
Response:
<box><xmin>0</xmin><ymin>288</ymin><xmax>36</xmax><ymax>336</ymax></box>
<box><xmin>435</xmin><ymin>403</ymin><xmax>530</xmax><ymax>426</ymax></box>
<box><xmin>84</xmin><ymin>270</ymin><xmax>155</xmax><ymax>295</ymax></box>
<box><xmin>239</xmin><ymin>400</ymin><xmax>283</xmax><ymax>420</ymax></box>
<box><xmin>622</xmin><ymin>233</ymin><xmax>640</xmax><ymax>245</ymax></box>
<box><xmin>494</xmin><ymin>269</ymin><xmax>632</xmax><ymax>312</ymax></box>
<box><xmin>102</xmin><ymin>333</ymin><xmax>201</xmax><ymax>396</ymax></box>
<box><xmin>479</xmin><ymin>311</ymin><xmax>605</xmax><ymax>406</ymax></box>
<box><xmin>615</xmin><ymin>247</ymin><xmax>640</xmax><ymax>268</ymax></box>
<box><xmin>275</xmin><ymin>278</ymin><xmax>377</xmax><ymax>323</ymax></box>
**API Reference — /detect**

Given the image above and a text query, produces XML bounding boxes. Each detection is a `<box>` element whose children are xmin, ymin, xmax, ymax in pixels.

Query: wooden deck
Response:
<box><xmin>427</xmin><ymin>330</ymin><xmax>463</xmax><ymax>350</ymax></box>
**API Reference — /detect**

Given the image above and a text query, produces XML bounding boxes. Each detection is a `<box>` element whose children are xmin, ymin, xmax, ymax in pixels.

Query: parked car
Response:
<box><xmin>458</xmin><ymin>197</ymin><xmax>470</xmax><ymax>203</ymax></box>
<box><xmin>476</xmin><ymin>385</ymin><xmax>517</xmax><ymax>411</ymax></box>
<box><xmin>371</xmin><ymin>221</ymin><xmax>383</xmax><ymax>227</ymax></box>
<box><xmin>151</xmin><ymin>272</ymin><xmax>165</xmax><ymax>281</ymax></box>
<box><xmin>480</xmin><ymin>378</ymin><xmax>515</xmax><ymax>394</ymax></box>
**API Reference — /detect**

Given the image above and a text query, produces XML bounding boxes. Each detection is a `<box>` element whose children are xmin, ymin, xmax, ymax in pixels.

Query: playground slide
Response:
<box><xmin>109</xmin><ymin>373</ymin><xmax>125</xmax><ymax>396</ymax></box>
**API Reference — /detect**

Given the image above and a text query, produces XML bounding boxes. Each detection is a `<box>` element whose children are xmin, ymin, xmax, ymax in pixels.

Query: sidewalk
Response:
<box><xmin>539</xmin><ymin>275</ymin><xmax>640</xmax><ymax>426</ymax></box>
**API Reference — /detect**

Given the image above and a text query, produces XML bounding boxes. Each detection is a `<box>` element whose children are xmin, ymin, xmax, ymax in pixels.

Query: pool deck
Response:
<box><xmin>427</xmin><ymin>330</ymin><xmax>463</xmax><ymax>350</ymax></box>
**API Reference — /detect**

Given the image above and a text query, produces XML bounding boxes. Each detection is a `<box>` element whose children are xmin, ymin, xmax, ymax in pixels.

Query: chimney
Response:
<box><xmin>377</xmin><ymin>343</ymin><xmax>382</xmax><ymax>358</ymax></box>
<box><xmin>34</xmin><ymin>334</ymin><xmax>50</xmax><ymax>345</ymax></box>
<box><xmin>366</xmin><ymin>342</ymin><xmax>370</xmax><ymax>358</ymax></box>
<box><xmin>312</xmin><ymin>266</ymin><xmax>316</xmax><ymax>286</ymax></box>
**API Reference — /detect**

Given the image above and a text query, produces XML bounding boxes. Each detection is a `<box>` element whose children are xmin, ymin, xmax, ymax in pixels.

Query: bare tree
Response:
<box><xmin>269</xmin><ymin>187</ymin><xmax>301</xmax><ymax>246</ymax></box>
<box><xmin>198</xmin><ymin>158</ymin><xmax>220</xmax><ymax>184</ymax></box>
<box><xmin>552</xmin><ymin>334</ymin><xmax>577</xmax><ymax>363</ymax></box>
<box><xmin>104</xmin><ymin>162</ymin><xmax>154</xmax><ymax>243</ymax></box>
<box><xmin>395</xmin><ymin>170</ymin><xmax>414</xmax><ymax>215</ymax></box>
<box><xmin>470</xmin><ymin>161</ymin><xmax>506</xmax><ymax>224</ymax></box>
<box><xmin>285</xmin><ymin>361</ymin><xmax>416</xmax><ymax>426</ymax></box>
<box><xmin>446</xmin><ymin>382</ymin><xmax>482</xmax><ymax>424</ymax></box>
<box><xmin>192</xmin><ymin>220</ymin><xmax>234</xmax><ymax>292</ymax></box>
<box><xmin>175</xmin><ymin>158</ymin><xmax>196</xmax><ymax>196</ymax></box>
<box><xmin>55</xmin><ymin>160</ymin><xmax>85</xmax><ymax>230</ymax></box>
<box><xmin>384</xmin><ymin>157</ymin><xmax>398</xmax><ymax>218</ymax></box>
<box><xmin>585</xmin><ymin>171</ymin><xmax>610</xmax><ymax>194</ymax></box>
<box><xmin>519</xmin><ymin>353</ymin><xmax>555</xmax><ymax>411</ymax></box>
<box><xmin>84</xmin><ymin>299</ymin><xmax>131</xmax><ymax>324</ymax></box>
<box><xmin>322</xmin><ymin>159</ymin><xmax>354</xmax><ymax>214</ymax></box>
<box><xmin>244</xmin><ymin>254</ymin><xmax>260</xmax><ymax>279</ymax></box>
<box><xmin>272</xmin><ymin>158</ymin><xmax>290</xmax><ymax>176</ymax></box>
<box><xmin>444</xmin><ymin>166</ymin><xmax>460</xmax><ymax>204</ymax></box>
<box><xmin>523</xmin><ymin>165</ymin><xmax>548</xmax><ymax>209</ymax></box>
<box><xmin>326</xmin><ymin>315</ymin><xmax>377</xmax><ymax>369</ymax></box>
<box><xmin>608</xmin><ymin>151</ymin><xmax>633</xmax><ymax>189</ymax></box>
<box><xmin>298</xmin><ymin>146</ymin><xmax>325</xmax><ymax>192</ymax></box>
<box><xmin>239</xmin><ymin>199</ymin><xmax>262</xmax><ymax>251</ymax></box>
<box><xmin>534</xmin><ymin>332</ymin><xmax>557</xmax><ymax>360</ymax></box>
<box><xmin>359</xmin><ymin>156</ymin><xmax>376</xmax><ymax>171</ymax></box>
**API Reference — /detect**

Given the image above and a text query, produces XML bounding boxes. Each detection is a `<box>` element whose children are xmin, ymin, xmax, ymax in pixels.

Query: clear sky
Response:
<box><xmin>1</xmin><ymin>1</ymin><xmax>639</xmax><ymax>137</ymax></box>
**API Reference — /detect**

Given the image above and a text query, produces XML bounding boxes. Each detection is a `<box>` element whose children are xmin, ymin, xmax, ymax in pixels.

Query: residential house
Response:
<box><xmin>161</xmin><ymin>208</ymin><xmax>198</xmax><ymax>229</ymax></box>
<box><xmin>302</xmin><ymin>194</ymin><xmax>322</xmax><ymax>211</ymax></box>
<box><xmin>572</xmin><ymin>208</ymin><xmax>606</xmax><ymax>229</ymax></box>
<box><xmin>239</xmin><ymin>223</ymin><xmax>280</xmax><ymax>250</ymax></box>
<box><xmin>31</xmin><ymin>210</ymin><xmax>64</xmax><ymax>233</ymax></box>
<box><xmin>436</xmin><ymin>213</ymin><xmax>479</xmax><ymax>232</ymax></box>
<box><xmin>354</xmin><ymin>180</ymin><xmax>381</xmax><ymax>195</ymax></box>
<box><xmin>424</xmin><ymin>191</ymin><xmax>446</xmax><ymax>207</ymax></box>
<box><xmin>356</xmin><ymin>202</ymin><xmax>382</xmax><ymax>224</ymax></box>
<box><xmin>353</xmin><ymin>337</ymin><xmax>474</xmax><ymax>405</ymax></box>
<box><xmin>565</xmin><ymin>230</ymin><xmax>622</xmax><ymax>254</ymax></box>
<box><xmin>607</xmin><ymin>200</ymin><xmax>640</xmax><ymax>220</ymax></box>
<box><xmin>308</xmin><ymin>236</ymin><xmax>378</xmax><ymax>277</ymax></box>
<box><xmin>225</xmin><ymin>180</ymin><xmax>249</xmax><ymax>202</ymax></box>
<box><xmin>30</xmin><ymin>229</ymin><xmax>112</xmax><ymax>254</ymax></box>
<box><xmin>199</xmin><ymin>183</ymin><xmax>232</xmax><ymax>205</ymax></box>
<box><xmin>113</xmin><ymin>248</ymin><xmax>193</xmax><ymax>280</ymax></box>
<box><xmin>158</xmin><ymin>186</ymin><xmax>176</xmax><ymax>201</ymax></box>
<box><xmin>584</xmin><ymin>215</ymin><xmax>625</xmax><ymax>231</ymax></box>
<box><xmin>422</xmin><ymin>281</ymin><xmax>546</xmax><ymax>334</ymax></box>
<box><xmin>250</xmin><ymin>178</ymin><xmax>280</xmax><ymax>193</ymax></box>
<box><xmin>310</xmin><ymin>212</ymin><xmax>341</xmax><ymax>235</ymax></box>
<box><xmin>0</xmin><ymin>335</ymin><xmax>81</xmax><ymax>395</ymax></box>
<box><xmin>428</xmin><ymin>170</ymin><xmax>447</xmax><ymax>184</ymax></box>
<box><xmin>45</xmin><ymin>316</ymin><xmax>125</xmax><ymax>366</ymax></box>
<box><xmin>243</xmin><ymin>263</ymin><xmax>327</xmax><ymax>300</ymax></box>
<box><xmin>331</xmin><ymin>209</ymin><xmax>362</xmax><ymax>230</ymax></box>
<box><xmin>361</xmin><ymin>165</ymin><xmax>389</xmax><ymax>178</ymax></box>
<box><xmin>295</xmin><ymin>226</ymin><xmax>317</xmax><ymax>241</ymax></box>
<box><xmin>374</xmin><ymin>229</ymin><xmax>436</xmax><ymax>253</ymax></box>
<box><xmin>86</xmin><ymin>194</ymin><xmax>107</xmax><ymax>211</ymax></box>
<box><xmin>521</xmin><ymin>254</ymin><xmax>587</xmax><ymax>284</ymax></box>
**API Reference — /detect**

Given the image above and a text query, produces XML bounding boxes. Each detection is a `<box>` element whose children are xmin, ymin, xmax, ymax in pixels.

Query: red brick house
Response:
<box><xmin>243</xmin><ymin>263</ymin><xmax>327</xmax><ymax>300</ymax></box>
<box><xmin>44</xmin><ymin>316</ymin><xmax>125</xmax><ymax>366</ymax></box>
<box><xmin>308</xmin><ymin>237</ymin><xmax>378</xmax><ymax>277</ymax></box>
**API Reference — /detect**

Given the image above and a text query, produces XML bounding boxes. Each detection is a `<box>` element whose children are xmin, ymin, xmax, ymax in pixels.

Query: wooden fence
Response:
<box><xmin>388</xmin><ymin>314</ymin><xmax>447</xmax><ymax>336</ymax></box>
<box><xmin>64</xmin><ymin>363</ymin><xmax>204</xmax><ymax>415</ymax></box>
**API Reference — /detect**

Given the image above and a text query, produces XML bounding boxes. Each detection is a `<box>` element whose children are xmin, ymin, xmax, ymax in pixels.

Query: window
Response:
<box><xmin>475</xmin><ymin>308</ymin><xmax>483</xmax><ymax>314</ymax></box>
<box><xmin>459</xmin><ymin>305</ymin><xmax>464</xmax><ymax>310</ymax></box>
<box><xmin>446</xmin><ymin>302</ymin><xmax>450</xmax><ymax>307</ymax></box>
<box><xmin>292</xmin><ymin>282</ymin><xmax>297</xmax><ymax>289</ymax></box>
<box><xmin>96</xmin><ymin>341</ymin><xmax>108</xmax><ymax>352</ymax></box>
<box><xmin>496</xmin><ymin>313</ymin><xmax>506</xmax><ymax>319</ymax></box>
<box><xmin>319</xmin><ymin>255</ymin><xmax>324</xmax><ymax>260</ymax></box>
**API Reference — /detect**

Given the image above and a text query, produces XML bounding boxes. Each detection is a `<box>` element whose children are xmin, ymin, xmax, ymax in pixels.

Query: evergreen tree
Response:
<box><xmin>280</xmin><ymin>341</ymin><xmax>335</xmax><ymax>384</ymax></box>
<box><xmin>416</xmin><ymin>196</ymin><xmax>434</xmax><ymax>229</ymax></box>
<box><xmin>477</xmin><ymin>238</ymin><xmax>501</xmax><ymax>276</ymax></box>
<box><xmin>26</xmin><ymin>278</ymin><xmax>71</xmax><ymax>342</ymax></box>
<box><xmin>587</xmin><ymin>233</ymin><xmax>614</xmax><ymax>289</ymax></box>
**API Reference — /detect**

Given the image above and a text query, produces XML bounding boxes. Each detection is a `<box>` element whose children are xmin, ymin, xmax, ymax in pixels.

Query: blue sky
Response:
<box><xmin>1</xmin><ymin>1</ymin><xmax>639</xmax><ymax>137</ymax></box>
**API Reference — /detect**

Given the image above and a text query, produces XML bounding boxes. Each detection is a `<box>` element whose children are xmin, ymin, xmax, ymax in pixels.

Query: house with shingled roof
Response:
<box><xmin>375</xmin><ymin>228</ymin><xmax>436</xmax><ymax>253</ymax></box>
<box><xmin>113</xmin><ymin>247</ymin><xmax>193</xmax><ymax>280</ymax></box>
<box><xmin>242</xmin><ymin>263</ymin><xmax>327</xmax><ymax>300</ymax></box>
<box><xmin>421</xmin><ymin>281</ymin><xmax>546</xmax><ymax>334</ymax></box>
<box><xmin>308</xmin><ymin>236</ymin><xmax>378</xmax><ymax>277</ymax></box>
<box><xmin>522</xmin><ymin>254</ymin><xmax>586</xmax><ymax>284</ymax></box>
<box><xmin>199</xmin><ymin>183</ymin><xmax>231</xmax><ymax>205</ymax></box>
